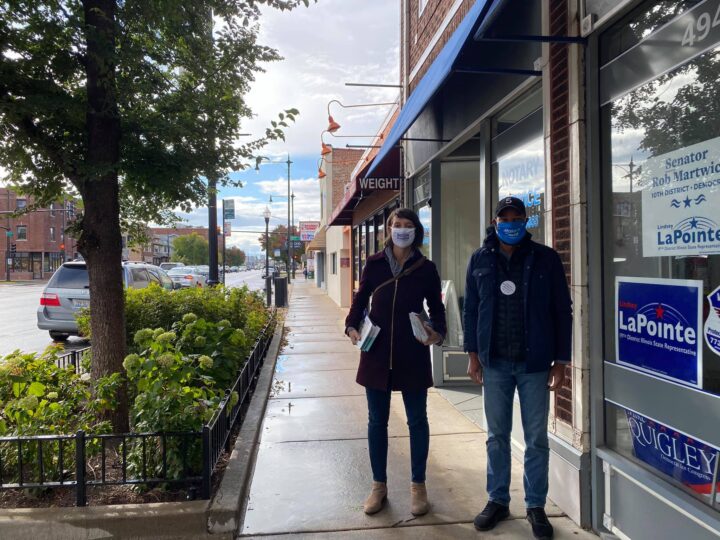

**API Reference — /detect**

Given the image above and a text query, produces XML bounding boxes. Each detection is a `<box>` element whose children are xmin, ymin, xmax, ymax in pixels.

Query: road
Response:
<box><xmin>0</xmin><ymin>270</ymin><xmax>267</xmax><ymax>358</ymax></box>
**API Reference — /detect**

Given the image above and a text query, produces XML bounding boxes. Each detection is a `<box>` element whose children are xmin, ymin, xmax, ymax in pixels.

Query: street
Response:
<box><xmin>0</xmin><ymin>269</ymin><xmax>267</xmax><ymax>358</ymax></box>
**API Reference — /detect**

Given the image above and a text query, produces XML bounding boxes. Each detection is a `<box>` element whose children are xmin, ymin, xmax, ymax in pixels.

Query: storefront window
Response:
<box><xmin>440</xmin><ymin>160</ymin><xmax>480</xmax><ymax>328</ymax></box>
<box><xmin>601</xmin><ymin>4</ymin><xmax>720</xmax><ymax>508</ymax></box>
<box><xmin>493</xmin><ymin>88</ymin><xmax>546</xmax><ymax>244</ymax></box>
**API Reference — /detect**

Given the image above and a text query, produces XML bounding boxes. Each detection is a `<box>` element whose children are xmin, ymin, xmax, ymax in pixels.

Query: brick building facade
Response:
<box><xmin>0</xmin><ymin>188</ymin><xmax>78</xmax><ymax>281</ymax></box>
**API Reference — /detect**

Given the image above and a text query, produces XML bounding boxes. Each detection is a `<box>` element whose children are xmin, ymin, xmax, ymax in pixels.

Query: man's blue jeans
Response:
<box><xmin>483</xmin><ymin>360</ymin><xmax>550</xmax><ymax>509</ymax></box>
<box><xmin>366</xmin><ymin>387</ymin><xmax>429</xmax><ymax>483</ymax></box>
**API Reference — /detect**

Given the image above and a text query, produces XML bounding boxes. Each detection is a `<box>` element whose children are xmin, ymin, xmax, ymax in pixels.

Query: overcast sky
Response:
<box><xmin>187</xmin><ymin>0</ymin><xmax>401</xmax><ymax>256</ymax></box>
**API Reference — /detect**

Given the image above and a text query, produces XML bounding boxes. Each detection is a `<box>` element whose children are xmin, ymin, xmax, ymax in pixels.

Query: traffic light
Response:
<box><xmin>10</xmin><ymin>243</ymin><xmax>16</xmax><ymax>254</ymax></box>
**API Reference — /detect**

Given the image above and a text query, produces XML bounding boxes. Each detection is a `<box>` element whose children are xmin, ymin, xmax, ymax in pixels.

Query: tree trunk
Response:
<box><xmin>79</xmin><ymin>0</ymin><xmax>128</xmax><ymax>432</ymax></box>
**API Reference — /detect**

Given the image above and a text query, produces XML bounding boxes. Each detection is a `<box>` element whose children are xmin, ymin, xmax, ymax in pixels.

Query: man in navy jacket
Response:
<box><xmin>463</xmin><ymin>197</ymin><xmax>572</xmax><ymax>540</ymax></box>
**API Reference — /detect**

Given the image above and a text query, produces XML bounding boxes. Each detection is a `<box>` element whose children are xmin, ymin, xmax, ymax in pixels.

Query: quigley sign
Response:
<box><xmin>616</xmin><ymin>277</ymin><xmax>703</xmax><ymax>387</ymax></box>
<box><xmin>626</xmin><ymin>409</ymin><xmax>720</xmax><ymax>498</ymax></box>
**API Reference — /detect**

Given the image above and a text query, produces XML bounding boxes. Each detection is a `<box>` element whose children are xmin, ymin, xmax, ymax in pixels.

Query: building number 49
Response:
<box><xmin>681</xmin><ymin>4</ymin><xmax>720</xmax><ymax>48</ymax></box>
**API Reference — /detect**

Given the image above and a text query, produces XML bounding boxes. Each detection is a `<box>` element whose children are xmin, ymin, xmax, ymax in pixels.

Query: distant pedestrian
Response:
<box><xmin>463</xmin><ymin>197</ymin><xmax>572</xmax><ymax>540</ymax></box>
<box><xmin>303</xmin><ymin>267</ymin><xmax>308</xmax><ymax>280</ymax></box>
<box><xmin>345</xmin><ymin>208</ymin><xmax>446</xmax><ymax>517</ymax></box>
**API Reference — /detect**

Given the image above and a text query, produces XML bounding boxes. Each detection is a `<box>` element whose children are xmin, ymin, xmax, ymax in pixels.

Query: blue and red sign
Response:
<box><xmin>616</xmin><ymin>277</ymin><xmax>703</xmax><ymax>388</ymax></box>
<box><xmin>626</xmin><ymin>409</ymin><xmax>719</xmax><ymax>498</ymax></box>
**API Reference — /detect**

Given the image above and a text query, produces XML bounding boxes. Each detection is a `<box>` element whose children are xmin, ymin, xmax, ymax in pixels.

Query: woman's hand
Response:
<box><xmin>347</xmin><ymin>328</ymin><xmax>361</xmax><ymax>346</ymax></box>
<box><xmin>419</xmin><ymin>323</ymin><xmax>442</xmax><ymax>346</ymax></box>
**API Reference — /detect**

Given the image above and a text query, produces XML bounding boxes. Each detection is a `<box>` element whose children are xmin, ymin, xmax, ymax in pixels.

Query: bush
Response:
<box><xmin>0</xmin><ymin>347</ymin><xmax>119</xmax><ymax>485</ymax></box>
<box><xmin>77</xmin><ymin>285</ymin><xmax>269</xmax><ymax>349</ymax></box>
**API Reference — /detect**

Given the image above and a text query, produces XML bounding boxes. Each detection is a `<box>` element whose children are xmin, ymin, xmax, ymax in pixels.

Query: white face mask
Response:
<box><xmin>392</xmin><ymin>227</ymin><xmax>416</xmax><ymax>248</ymax></box>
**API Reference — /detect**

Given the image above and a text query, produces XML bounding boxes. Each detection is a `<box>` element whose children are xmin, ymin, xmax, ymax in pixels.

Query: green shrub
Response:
<box><xmin>0</xmin><ymin>347</ymin><xmax>119</xmax><ymax>485</ymax></box>
<box><xmin>77</xmin><ymin>284</ymin><xmax>269</xmax><ymax>349</ymax></box>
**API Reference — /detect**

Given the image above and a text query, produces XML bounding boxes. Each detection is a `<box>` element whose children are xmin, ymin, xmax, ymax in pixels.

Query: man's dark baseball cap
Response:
<box><xmin>495</xmin><ymin>196</ymin><xmax>526</xmax><ymax>217</ymax></box>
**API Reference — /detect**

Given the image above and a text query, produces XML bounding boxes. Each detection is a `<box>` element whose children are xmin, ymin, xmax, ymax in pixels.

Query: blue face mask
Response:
<box><xmin>495</xmin><ymin>221</ymin><xmax>527</xmax><ymax>245</ymax></box>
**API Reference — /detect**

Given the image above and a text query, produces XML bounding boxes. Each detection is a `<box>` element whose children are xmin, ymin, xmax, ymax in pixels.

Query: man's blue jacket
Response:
<box><xmin>463</xmin><ymin>229</ymin><xmax>572</xmax><ymax>373</ymax></box>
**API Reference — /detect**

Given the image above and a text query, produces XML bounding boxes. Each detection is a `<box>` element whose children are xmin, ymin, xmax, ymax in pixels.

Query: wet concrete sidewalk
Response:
<box><xmin>239</xmin><ymin>280</ymin><xmax>597</xmax><ymax>539</ymax></box>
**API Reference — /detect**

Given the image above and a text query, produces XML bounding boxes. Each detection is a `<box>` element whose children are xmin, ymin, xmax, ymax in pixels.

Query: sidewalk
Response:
<box><xmin>238</xmin><ymin>280</ymin><xmax>597</xmax><ymax>539</ymax></box>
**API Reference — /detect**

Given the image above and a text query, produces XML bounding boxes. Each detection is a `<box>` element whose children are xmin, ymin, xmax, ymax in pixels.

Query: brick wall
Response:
<box><xmin>405</xmin><ymin>0</ymin><xmax>474</xmax><ymax>93</ymax></box>
<box><xmin>328</xmin><ymin>148</ymin><xmax>364</xmax><ymax>208</ymax></box>
<box><xmin>549</xmin><ymin>0</ymin><xmax>573</xmax><ymax>425</ymax></box>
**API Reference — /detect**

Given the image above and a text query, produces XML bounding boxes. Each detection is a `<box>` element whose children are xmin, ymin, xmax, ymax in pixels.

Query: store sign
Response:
<box><xmin>299</xmin><ymin>221</ymin><xmax>320</xmax><ymax>242</ymax></box>
<box><xmin>625</xmin><ymin>409</ymin><xmax>720</xmax><ymax>499</ymax></box>
<box><xmin>359</xmin><ymin>177</ymin><xmax>402</xmax><ymax>191</ymax></box>
<box><xmin>705</xmin><ymin>285</ymin><xmax>720</xmax><ymax>357</ymax></box>
<box><xmin>641</xmin><ymin>137</ymin><xmax>720</xmax><ymax>257</ymax></box>
<box><xmin>616</xmin><ymin>277</ymin><xmax>703</xmax><ymax>387</ymax></box>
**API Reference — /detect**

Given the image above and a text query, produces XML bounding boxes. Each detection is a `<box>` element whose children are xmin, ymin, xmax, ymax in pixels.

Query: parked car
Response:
<box><xmin>160</xmin><ymin>262</ymin><xmax>184</xmax><ymax>271</ymax></box>
<box><xmin>37</xmin><ymin>261</ymin><xmax>174</xmax><ymax>341</ymax></box>
<box><xmin>166</xmin><ymin>266</ymin><xmax>207</xmax><ymax>289</ymax></box>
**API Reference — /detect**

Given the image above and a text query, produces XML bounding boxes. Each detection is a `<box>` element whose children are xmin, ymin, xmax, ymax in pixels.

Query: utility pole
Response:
<box><xmin>206</xmin><ymin>6</ymin><xmax>219</xmax><ymax>286</ymax></box>
<box><xmin>291</xmin><ymin>191</ymin><xmax>296</xmax><ymax>279</ymax></box>
<box><xmin>287</xmin><ymin>153</ymin><xmax>292</xmax><ymax>284</ymax></box>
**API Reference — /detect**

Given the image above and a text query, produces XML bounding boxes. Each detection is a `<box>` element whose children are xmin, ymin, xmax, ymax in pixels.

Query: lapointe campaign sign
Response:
<box><xmin>625</xmin><ymin>409</ymin><xmax>720</xmax><ymax>500</ymax></box>
<box><xmin>641</xmin><ymin>136</ymin><xmax>720</xmax><ymax>257</ymax></box>
<box><xmin>616</xmin><ymin>277</ymin><xmax>703</xmax><ymax>388</ymax></box>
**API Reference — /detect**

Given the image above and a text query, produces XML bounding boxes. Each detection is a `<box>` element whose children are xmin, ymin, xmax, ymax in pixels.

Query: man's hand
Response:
<box><xmin>548</xmin><ymin>363</ymin><xmax>566</xmax><ymax>391</ymax></box>
<box><xmin>347</xmin><ymin>328</ymin><xmax>360</xmax><ymax>346</ymax></box>
<box><xmin>467</xmin><ymin>353</ymin><xmax>483</xmax><ymax>385</ymax></box>
<box><xmin>419</xmin><ymin>323</ymin><xmax>442</xmax><ymax>346</ymax></box>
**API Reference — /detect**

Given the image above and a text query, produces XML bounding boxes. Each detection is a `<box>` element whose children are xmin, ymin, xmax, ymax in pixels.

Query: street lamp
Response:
<box><xmin>256</xmin><ymin>154</ymin><xmax>293</xmax><ymax>284</ymax></box>
<box><xmin>263</xmin><ymin>206</ymin><xmax>272</xmax><ymax>307</ymax></box>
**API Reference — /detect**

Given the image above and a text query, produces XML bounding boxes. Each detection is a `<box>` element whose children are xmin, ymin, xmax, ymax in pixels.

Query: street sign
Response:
<box><xmin>223</xmin><ymin>221</ymin><xmax>231</xmax><ymax>237</ymax></box>
<box><xmin>223</xmin><ymin>199</ymin><xmax>235</xmax><ymax>220</ymax></box>
<box><xmin>274</xmin><ymin>249</ymin><xmax>281</xmax><ymax>257</ymax></box>
<box><xmin>5</xmin><ymin>231</ymin><xmax>12</xmax><ymax>237</ymax></box>
<box><xmin>290</xmin><ymin>236</ymin><xmax>300</xmax><ymax>241</ymax></box>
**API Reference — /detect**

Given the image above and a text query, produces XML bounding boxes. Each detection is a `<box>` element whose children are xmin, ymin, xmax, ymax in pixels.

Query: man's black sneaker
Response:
<box><xmin>527</xmin><ymin>507</ymin><xmax>554</xmax><ymax>539</ymax></box>
<box><xmin>473</xmin><ymin>501</ymin><xmax>510</xmax><ymax>531</ymax></box>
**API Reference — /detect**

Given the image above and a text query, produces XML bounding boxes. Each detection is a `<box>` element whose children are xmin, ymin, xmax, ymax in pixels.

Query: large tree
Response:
<box><xmin>0</xmin><ymin>0</ymin><xmax>307</xmax><ymax>430</ymax></box>
<box><xmin>173</xmin><ymin>233</ymin><xmax>209</xmax><ymax>265</ymax></box>
<box><xmin>225</xmin><ymin>246</ymin><xmax>246</xmax><ymax>266</ymax></box>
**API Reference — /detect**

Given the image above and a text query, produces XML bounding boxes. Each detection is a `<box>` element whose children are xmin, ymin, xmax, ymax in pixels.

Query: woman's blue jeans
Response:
<box><xmin>483</xmin><ymin>360</ymin><xmax>550</xmax><ymax>509</ymax></box>
<box><xmin>366</xmin><ymin>387</ymin><xmax>429</xmax><ymax>483</ymax></box>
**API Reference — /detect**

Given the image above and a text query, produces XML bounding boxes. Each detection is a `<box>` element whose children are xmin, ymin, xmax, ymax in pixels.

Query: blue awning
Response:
<box><xmin>364</xmin><ymin>0</ymin><xmax>494</xmax><ymax>179</ymax></box>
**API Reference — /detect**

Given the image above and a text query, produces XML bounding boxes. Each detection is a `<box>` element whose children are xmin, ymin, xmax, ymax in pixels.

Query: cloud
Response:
<box><xmin>242</xmin><ymin>0</ymin><xmax>400</xmax><ymax>157</ymax></box>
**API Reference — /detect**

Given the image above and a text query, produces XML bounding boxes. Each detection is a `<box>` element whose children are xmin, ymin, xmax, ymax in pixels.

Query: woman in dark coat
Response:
<box><xmin>345</xmin><ymin>208</ymin><xmax>446</xmax><ymax>517</ymax></box>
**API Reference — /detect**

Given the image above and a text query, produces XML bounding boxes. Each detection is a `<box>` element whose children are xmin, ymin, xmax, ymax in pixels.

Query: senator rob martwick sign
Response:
<box><xmin>641</xmin><ymin>136</ymin><xmax>720</xmax><ymax>257</ymax></box>
<box><xmin>616</xmin><ymin>277</ymin><xmax>703</xmax><ymax>388</ymax></box>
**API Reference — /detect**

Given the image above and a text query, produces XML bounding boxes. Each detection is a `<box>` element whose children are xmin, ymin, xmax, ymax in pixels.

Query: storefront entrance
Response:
<box><xmin>591</xmin><ymin>1</ymin><xmax>720</xmax><ymax>537</ymax></box>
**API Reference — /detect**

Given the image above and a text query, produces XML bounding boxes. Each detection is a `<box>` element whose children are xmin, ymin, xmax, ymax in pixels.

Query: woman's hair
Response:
<box><xmin>384</xmin><ymin>207</ymin><xmax>424</xmax><ymax>249</ymax></box>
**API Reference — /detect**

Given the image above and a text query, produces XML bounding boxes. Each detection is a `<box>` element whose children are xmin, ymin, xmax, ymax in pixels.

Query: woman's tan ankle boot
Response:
<box><xmin>410</xmin><ymin>482</ymin><xmax>429</xmax><ymax>516</ymax></box>
<box><xmin>363</xmin><ymin>481</ymin><xmax>387</xmax><ymax>514</ymax></box>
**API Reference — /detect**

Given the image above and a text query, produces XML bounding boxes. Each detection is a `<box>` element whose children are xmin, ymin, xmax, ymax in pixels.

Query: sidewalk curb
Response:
<box><xmin>0</xmin><ymin>500</ymin><xmax>209</xmax><ymax>539</ymax></box>
<box><xmin>206</xmin><ymin>317</ymin><xmax>285</xmax><ymax>538</ymax></box>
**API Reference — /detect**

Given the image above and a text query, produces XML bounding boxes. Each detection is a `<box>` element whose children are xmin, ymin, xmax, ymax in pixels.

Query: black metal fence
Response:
<box><xmin>0</xmin><ymin>314</ymin><xmax>276</xmax><ymax>506</ymax></box>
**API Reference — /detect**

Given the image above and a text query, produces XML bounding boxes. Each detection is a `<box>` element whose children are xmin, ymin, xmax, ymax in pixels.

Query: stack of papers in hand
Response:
<box><xmin>357</xmin><ymin>315</ymin><xmax>381</xmax><ymax>352</ymax></box>
<box><xmin>409</xmin><ymin>312</ymin><xmax>429</xmax><ymax>342</ymax></box>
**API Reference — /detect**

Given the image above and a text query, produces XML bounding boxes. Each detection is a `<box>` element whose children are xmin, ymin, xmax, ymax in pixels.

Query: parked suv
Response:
<box><xmin>37</xmin><ymin>261</ymin><xmax>174</xmax><ymax>341</ymax></box>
